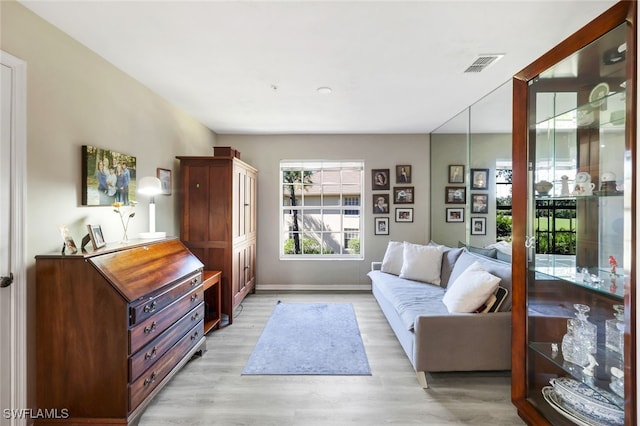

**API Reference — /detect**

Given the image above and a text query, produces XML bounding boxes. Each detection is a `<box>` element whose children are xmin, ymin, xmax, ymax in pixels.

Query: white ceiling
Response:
<box><xmin>19</xmin><ymin>0</ymin><xmax>618</xmax><ymax>135</ymax></box>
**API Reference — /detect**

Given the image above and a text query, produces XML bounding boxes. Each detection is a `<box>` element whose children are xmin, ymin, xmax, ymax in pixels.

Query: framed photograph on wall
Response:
<box><xmin>471</xmin><ymin>168</ymin><xmax>490</xmax><ymax>190</ymax></box>
<box><xmin>472</xmin><ymin>193</ymin><xmax>489</xmax><ymax>213</ymax></box>
<box><xmin>82</xmin><ymin>145</ymin><xmax>137</xmax><ymax>206</ymax></box>
<box><xmin>395</xmin><ymin>208</ymin><xmax>413</xmax><ymax>222</ymax></box>
<box><xmin>374</xmin><ymin>217</ymin><xmax>389</xmax><ymax>235</ymax></box>
<box><xmin>395</xmin><ymin>165</ymin><xmax>412</xmax><ymax>183</ymax></box>
<box><xmin>446</xmin><ymin>208</ymin><xmax>464</xmax><ymax>223</ymax></box>
<box><xmin>373</xmin><ymin>194</ymin><xmax>390</xmax><ymax>214</ymax></box>
<box><xmin>445</xmin><ymin>186</ymin><xmax>466</xmax><ymax>204</ymax></box>
<box><xmin>86</xmin><ymin>224</ymin><xmax>106</xmax><ymax>250</ymax></box>
<box><xmin>157</xmin><ymin>168</ymin><xmax>172</xmax><ymax>195</ymax></box>
<box><xmin>471</xmin><ymin>217</ymin><xmax>487</xmax><ymax>235</ymax></box>
<box><xmin>449</xmin><ymin>165</ymin><xmax>464</xmax><ymax>183</ymax></box>
<box><xmin>372</xmin><ymin>169</ymin><xmax>390</xmax><ymax>190</ymax></box>
<box><xmin>393</xmin><ymin>186</ymin><xmax>414</xmax><ymax>204</ymax></box>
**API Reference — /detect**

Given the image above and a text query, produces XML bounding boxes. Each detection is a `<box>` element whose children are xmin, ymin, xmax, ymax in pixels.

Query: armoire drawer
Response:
<box><xmin>129</xmin><ymin>302</ymin><xmax>204</xmax><ymax>381</ymax></box>
<box><xmin>129</xmin><ymin>320</ymin><xmax>204</xmax><ymax>411</ymax></box>
<box><xmin>130</xmin><ymin>272</ymin><xmax>202</xmax><ymax>326</ymax></box>
<box><xmin>129</xmin><ymin>286</ymin><xmax>204</xmax><ymax>354</ymax></box>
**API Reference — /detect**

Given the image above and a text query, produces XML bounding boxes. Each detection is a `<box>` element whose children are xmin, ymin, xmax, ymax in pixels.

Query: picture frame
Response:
<box><xmin>448</xmin><ymin>165</ymin><xmax>465</xmax><ymax>184</ymax></box>
<box><xmin>372</xmin><ymin>194</ymin><xmax>390</xmax><ymax>214</ymax></box>
<box><xmin>446</xmin><ymin>208</ymin><xmax>464</xmax><ymax>223</ymax></box>
<box><xmin>58</xmin><ymin>224</ymin><xmax>78</xmax><ymax>254</ymax></box>
<box><xmin>395</xmin><ymin>208</ymin><xmax>413</xmax><ymax>222</ymax></box>
<box><xmin>371</xmin><ymin>169</ymin><xmax>390</xmax><ymax>190</ymax></box>
<box><xmin>471</xmin><ymin>168</ymin><xmax>490</xmax><ymax>190</ymax></box>
<box><xmin>472</xmin><ymin>193</ymin><xmax>489</xmax><ymax>213</ymax></box>
<box><xmin>86</xmin><ymin>224</ymin><xmax>106</xmax><ymax>250</ymax></box>
<box><xmin>445</xmin><ymin>186</ymin><xmax>466</xmax><ymax>204</ymax></box>
<box><xmin>374</xmin><ymin>217</ymin><xmax>389</xmax><ymax>235</ymax></box>
<box><xmin>471</xmin><ymin>217</ymin><xmax>487</xmax><ymax>235</ymax></box>
<box><xmin>393</xmin><ymin>186</ymin><xmax>414</xmax><ymax>204</ymax></box>
<box><xmin>395</xmin><ymin>165</ymin><xmax>412</xmax><ymax>183</ymax></box>
<box><xmin>82</xmin><ymin>145</ymin><xmax>137</xmax><ymax>206</ymax></box>
<box><xmin>157</xmin><ymin>168</ymin><xmax>172</xmax><ymax>195</ymax></box>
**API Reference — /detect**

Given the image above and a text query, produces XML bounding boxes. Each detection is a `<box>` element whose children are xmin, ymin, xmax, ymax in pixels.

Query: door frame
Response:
<box><xmin>1</xmin><ymin>50</ymin><xmax>27</xmax><ymax>426</ymax></box>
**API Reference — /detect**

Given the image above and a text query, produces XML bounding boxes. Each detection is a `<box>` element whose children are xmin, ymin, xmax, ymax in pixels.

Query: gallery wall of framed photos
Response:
<box><xmin>371</xmin><ymin>164</ymin><xmax>414</xmax><ymax>235</ymax></box>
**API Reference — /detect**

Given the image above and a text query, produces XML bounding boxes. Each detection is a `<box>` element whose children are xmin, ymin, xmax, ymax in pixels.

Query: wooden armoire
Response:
<box><xmin>177</xmin><ymin>154</ymin><xmax>257</xmax><ymax>325</ymax></box>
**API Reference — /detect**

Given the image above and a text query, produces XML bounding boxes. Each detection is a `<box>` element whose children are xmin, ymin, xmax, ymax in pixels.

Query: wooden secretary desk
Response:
<box><xmin>35</xmin><ymin>238</ymin><xmax>206</xmax><ymax>425</ymax></box>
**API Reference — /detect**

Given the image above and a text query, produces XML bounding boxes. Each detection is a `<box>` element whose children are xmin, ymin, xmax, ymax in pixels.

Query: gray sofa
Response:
<box><xmin>368</xmin><ymin>244</ymin><xmax>512</xmax><ymax>388</ymax></box>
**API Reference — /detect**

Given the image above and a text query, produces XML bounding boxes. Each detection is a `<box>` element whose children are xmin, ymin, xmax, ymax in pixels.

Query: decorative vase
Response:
<box><xmin>560</xmin><ymin>175</ymin><xmax>571</xmax><ymax>196</ymax></box>
<box><xmin>535</xmin><ymin>180</ymin><xmax>553</xmax><ymax>196</ymax></box>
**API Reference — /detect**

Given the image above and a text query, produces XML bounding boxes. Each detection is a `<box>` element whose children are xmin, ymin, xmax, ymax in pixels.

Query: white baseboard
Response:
<box><xmin>256</xmin><ymin>284</ymin><xmax>371</xmax><ymax>292</ymax></box>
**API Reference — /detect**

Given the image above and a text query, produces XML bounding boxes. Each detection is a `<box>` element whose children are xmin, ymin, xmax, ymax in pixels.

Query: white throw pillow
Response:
<box><xmin>442</xmin><ymin>261</ymin><xmax>501</xmax><ymax>313</ymax></box>
<box><xmin>399</xmin><ymin>242</ymin><xmax>444</xmax><ymax>285</ymax></box>
<box><xmin>381</xmin><ymin>241</ymin><xmax>404</xmax><ymax>275</ymax></box>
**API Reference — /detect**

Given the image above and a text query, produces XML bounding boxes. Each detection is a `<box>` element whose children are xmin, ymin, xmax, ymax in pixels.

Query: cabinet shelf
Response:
<box><xmin>529</xmin><ymin>342</ymin><xmax>624</xmax><ymax>409</ymax></box>
<box><xmin>531</xmin><ymin>265</ymin><xmax>625</xmax><ymax>299</ymax></box>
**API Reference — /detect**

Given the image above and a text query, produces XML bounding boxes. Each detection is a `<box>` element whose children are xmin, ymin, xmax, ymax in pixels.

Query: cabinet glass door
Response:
<box><xmin>525</xmin><ymin>21</ymin><xmax>631</xmax><ymax>424</ymax></box>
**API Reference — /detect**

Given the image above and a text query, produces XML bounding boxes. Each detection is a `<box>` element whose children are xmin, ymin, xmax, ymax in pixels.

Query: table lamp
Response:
<box><xmin>138</xmin><ymin>176</ymin><xmax>166</xmax><ymax>239</ymax></box>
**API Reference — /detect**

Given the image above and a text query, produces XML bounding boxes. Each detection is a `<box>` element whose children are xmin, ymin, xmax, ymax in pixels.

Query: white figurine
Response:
<box><xmin>583</xmin><ymin>354</ymin><xmax>599</xmax><ymax>376</ymax></box>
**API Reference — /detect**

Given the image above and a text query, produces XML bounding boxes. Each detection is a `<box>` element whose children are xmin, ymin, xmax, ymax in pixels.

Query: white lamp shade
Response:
<box><xmin>138</xmin><ymin>176</ymin><xmax>162</xmax><ymax>195</ymax></box>
<box><xmin>138</xmin><ymin>176</ymin><xmax>166</xmax><ymax>239</ymax></box>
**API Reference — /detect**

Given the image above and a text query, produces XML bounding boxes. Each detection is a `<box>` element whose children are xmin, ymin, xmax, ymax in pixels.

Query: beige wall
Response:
<box><xmin>217</xmin><ymin>134</ymin><xmax>430</xmax><ymax>289</ymax></box>
<box><xmin>1</xmin><ymin>1</ymin><xmax>216</xmax><ymax>407</ymax></box>
<box><xmin>1</xmin><ymin>1</ymin><xmax>216</xmax><ymax>263</ymax></box>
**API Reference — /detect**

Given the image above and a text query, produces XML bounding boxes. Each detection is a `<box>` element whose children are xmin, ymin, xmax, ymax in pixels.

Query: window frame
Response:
<box><xmin>279</xmin><ymin>160</ymin><xmax>364</xmax><ymax>260</ymax></box>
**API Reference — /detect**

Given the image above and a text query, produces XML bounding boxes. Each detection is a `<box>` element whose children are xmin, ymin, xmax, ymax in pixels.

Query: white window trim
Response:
<box><xmin>279</xmin><ymin>160</ymin><xmax>364</xmax><ymax>260</ymax></box>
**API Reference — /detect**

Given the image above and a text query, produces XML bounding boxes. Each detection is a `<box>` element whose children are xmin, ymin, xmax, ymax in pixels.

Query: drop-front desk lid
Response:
<box><xmin>38</xmin><ymin>237</ymin><xmax>204</xmax><ymax>303</ymax></box>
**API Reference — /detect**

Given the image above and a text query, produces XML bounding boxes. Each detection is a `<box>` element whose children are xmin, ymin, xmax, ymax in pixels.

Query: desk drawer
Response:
<box><xmin>129</xmin><ymin>286</ymin><xmax>203</xmax><ymax>354</ymax></box>
<box><xmin>130</xmin><ymin>272</ymin><xmax>202</xmax><ymax>326</ymax></box>
<box><xmin>129</xmin><ymin>321</ymin><xmax>203</xmax><ymax>411</ymax></box>
<box><xmin>129</xmin><ymin>303</ymin><xmax>204</xmax><ymax>381</ymax></box>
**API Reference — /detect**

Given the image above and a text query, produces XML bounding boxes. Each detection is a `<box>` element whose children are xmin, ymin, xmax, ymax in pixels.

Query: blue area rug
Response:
<box><xmin>242</xmin><ymin>302</ymin><xmax>371</xmax><ymax>375</ymax></box>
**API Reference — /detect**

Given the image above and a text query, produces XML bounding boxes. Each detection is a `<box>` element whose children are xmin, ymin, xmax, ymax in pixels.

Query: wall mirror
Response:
<box><xmin>430</xmin><ymin>80</ymin><xmax>513</xmax><ymax>250</ymax></box>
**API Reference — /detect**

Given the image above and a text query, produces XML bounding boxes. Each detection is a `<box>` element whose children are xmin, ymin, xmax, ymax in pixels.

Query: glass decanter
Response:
<box><xmin>561</xmin><ymin>318</ymin><xmax>576</xmax><ymax>363</ymax></box>
<box><xmin>605</xmin><ymin>304</ymin><xmax>625</xmax><ymax>355</ymax></box>
<box><xmin>573</xmin><ymin>303</ymin><xmax>597</xmax><ymax>355</ymax></box>
<box><xmin>562</xmin><ymin>318</ymin><xmax>588</xmax><ymax>366</ymax></box>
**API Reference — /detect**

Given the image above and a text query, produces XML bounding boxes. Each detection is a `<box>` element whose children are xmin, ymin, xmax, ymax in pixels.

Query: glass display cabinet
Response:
<box><xmin>511</xmin><ymin>2</ymin><xmax>636</xmax><ymax>425</ymax></box>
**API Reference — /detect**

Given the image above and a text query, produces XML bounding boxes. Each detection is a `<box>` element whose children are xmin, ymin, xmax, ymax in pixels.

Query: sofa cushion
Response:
<box><xmin>381</xmin><ymin>240</ymin><xmax>404</xmax><ymax>275</ymax></box>
<box><xmin>448</xmin><ymin>249</ymin><xmax>513</xmax><ymax>311</ymax></box>
<box><xmin>443</xmin><ymin>261</ymin><xmax>501</xmax><ymax>313</ymax></box>
<box><xmin>440</xmin><ymin>247</ymin><xmax>464</xmax><ymax>288</ymax></box>
<box><xmin>368</xmin><ymin>270</ymin><xmax>447</xmax><ymax>331</ymax></box>
<box><xmin>399</xmin><ymin>242</ymin><xmax>444</xmax><ymax>285</ymax></box>
<box><xmin>458</xmin><ymin>241</ymin><xmax>498</xmax><ymax>259</ymax></box>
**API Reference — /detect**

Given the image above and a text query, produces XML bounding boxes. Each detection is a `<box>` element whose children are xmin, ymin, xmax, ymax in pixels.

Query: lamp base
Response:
<box><xmin>139</xmin><ymin>231</ymin><xmax>166</xmax><ymax>239</ymax></box>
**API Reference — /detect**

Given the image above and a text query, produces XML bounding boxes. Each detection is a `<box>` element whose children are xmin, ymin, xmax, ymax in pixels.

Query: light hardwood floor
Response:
<box><xmin>139</xmin><ymin>292</ymin><xmax>524</xmax><ymax>425</ymax></box>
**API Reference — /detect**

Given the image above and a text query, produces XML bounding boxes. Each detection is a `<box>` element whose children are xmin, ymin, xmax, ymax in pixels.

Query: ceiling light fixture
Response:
<box><xmin>317</xmin><ymin>86</ymin><xmax>332</xmax><ymax>94</ymax></box>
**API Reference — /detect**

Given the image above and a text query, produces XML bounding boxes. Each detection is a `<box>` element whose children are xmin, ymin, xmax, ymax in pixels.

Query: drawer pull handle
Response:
<box><xmin>191</xmin><ymin>331</ymin><xmax>199</xmax><ymax>340</ymax></box>
<box><xmin>191</xmin><ymin>312</ymin><xmax>200</xmax><ymax>321</ymax></box>
<box><xmin>144</xmin><ymin>322</ymin><xmax>157</xmax><ymax>334</ymax></box>
<box><xmin>191</xmin><ymin>277</ymin><xmax>199</xmax><ymax>286</ymax></box>
<box><xmin>144</xmin><ymin>371</ymin><xmax>157</xmax><ymax>386</ymax></box>
<box><xmin>190</xmin><ymin>294</ymin><xmax>199</xmax><ymax>302</ymax></box>
<box><xmin>143</xmin><ymin>301</ymin><xmax>157</xmax><ymax>313</ymax></box>
<box><xmin>144</xmin><ymin>347</ymin><xmax>157</xmax><ymax>360</ymax></box>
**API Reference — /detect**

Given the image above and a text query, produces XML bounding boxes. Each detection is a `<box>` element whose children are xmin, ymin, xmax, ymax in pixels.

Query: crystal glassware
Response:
<box><xmin>574</xmin><ymin>303</ymin><xmax>597</xmax><ymax>355</ymax></box>
<box><xmin>606</xmin><ymin>304</ymin><xmax>625</xmax><ymax>355</ymax></box>
<box><xmin>561</xmin><ymin>319</ymin><xmax>576</xmax><ymax>363</ymax></box>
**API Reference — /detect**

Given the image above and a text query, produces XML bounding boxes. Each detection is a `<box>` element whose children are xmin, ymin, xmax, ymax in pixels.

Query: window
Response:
<box><xmin>280</xmin><ymin>160</ymin><xmax>364</xmax><ymax>258</ymax></box>
<box><xmin>495</xmin><ymin>164</ymin><xmax>512</xmax><ymax>242</ymax></box>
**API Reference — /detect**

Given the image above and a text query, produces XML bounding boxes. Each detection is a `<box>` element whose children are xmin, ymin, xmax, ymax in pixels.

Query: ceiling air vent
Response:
<box><xmin>464</xmin><ymin>54</ymin><xmax>504</xmax><ymax>73</ymax></box>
